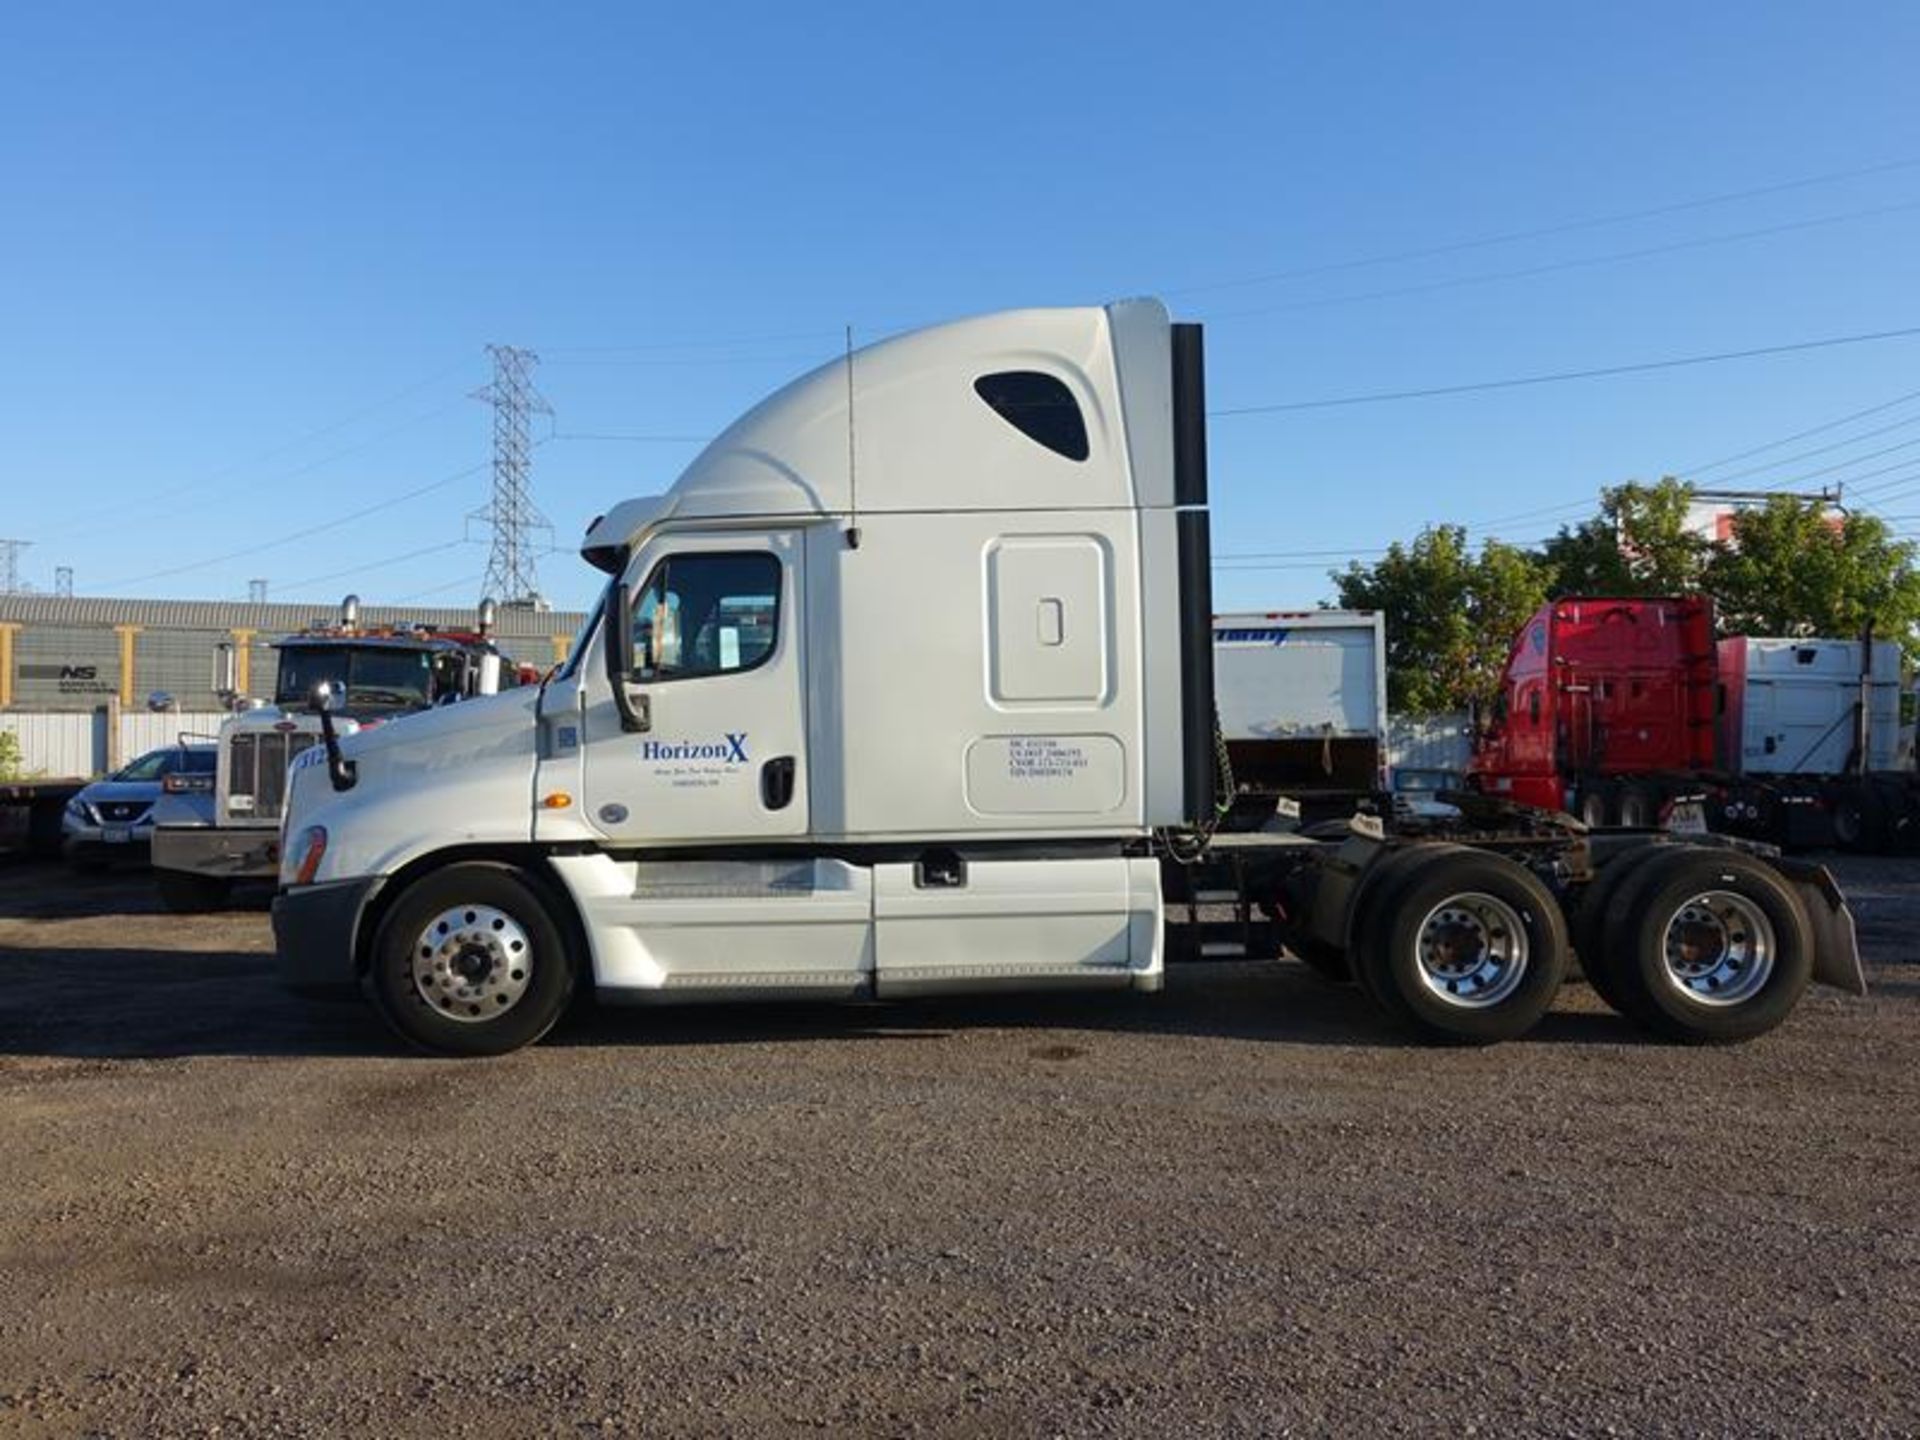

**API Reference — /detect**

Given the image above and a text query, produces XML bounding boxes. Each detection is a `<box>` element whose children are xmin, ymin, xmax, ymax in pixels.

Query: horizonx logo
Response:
<box><xmin>641</xmin><ymin>735</ymin><xmax>749</xmax><ymax>763</ymax></box>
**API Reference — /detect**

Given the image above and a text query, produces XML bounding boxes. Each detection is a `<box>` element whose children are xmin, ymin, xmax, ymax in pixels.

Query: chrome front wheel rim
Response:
<box><xmin>1660</xmin><ymin>890</ymin><xmax>1774</xmax><ymax>1006</ymax></box>
<box><xmin>1413</xmin><ymin>892</ymin><xmax>1530</xmax><ymax>1008</ymax></box>
<box><xmin>412</xmin><ymin>904</ymin><xmax>534</xmax><ymax>1022</ymax></box>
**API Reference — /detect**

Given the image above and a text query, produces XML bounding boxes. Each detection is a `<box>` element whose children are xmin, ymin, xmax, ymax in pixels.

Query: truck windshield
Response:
<box><xmin>275</xmin><ymin>647</ymin><xmax>435</xmax><ymax>711</ymax></box>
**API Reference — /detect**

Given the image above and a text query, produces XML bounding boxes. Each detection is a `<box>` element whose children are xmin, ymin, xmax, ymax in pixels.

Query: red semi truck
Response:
<box><xmin>1470</xmin><ymin>596</ymin><xmax>1918</xmax><ymax>849</ymax></box>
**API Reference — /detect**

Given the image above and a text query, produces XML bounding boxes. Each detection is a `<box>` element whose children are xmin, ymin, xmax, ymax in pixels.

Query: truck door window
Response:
<box><xmin>631</xmin><ymin>552</ymin><xmax>780</xmax><ymax>682</ymax></box>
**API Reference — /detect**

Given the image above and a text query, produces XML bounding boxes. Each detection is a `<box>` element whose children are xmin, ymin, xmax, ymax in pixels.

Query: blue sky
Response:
<box><xmin>4</xmin><ymin>2</ymin><xmax>1919</xmax><ymax>615</ymax></box>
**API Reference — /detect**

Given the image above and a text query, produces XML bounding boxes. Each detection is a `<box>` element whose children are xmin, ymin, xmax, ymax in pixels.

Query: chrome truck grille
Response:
<box><xmin>226</xmin><ymin>730</ymin><xmax>318</xmax><ymax>824</ymax></box>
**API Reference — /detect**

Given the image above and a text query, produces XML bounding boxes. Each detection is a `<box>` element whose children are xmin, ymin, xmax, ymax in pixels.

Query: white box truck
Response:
<box><xmin>272</xmin><ymin>300</ymin><xmax>1863</xmax><ymax>1055</ymax></box>
<box><xmin>1212</xmin><ymin>610</ymin><xmax>1387</xmax><ymax>827</ymax></box>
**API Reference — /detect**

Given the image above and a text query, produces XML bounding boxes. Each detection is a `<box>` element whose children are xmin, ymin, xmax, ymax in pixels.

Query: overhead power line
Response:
<box><xmin>1678</xmin><ymin>384</ymin><xmax>1920</xmax><ymax>477</ymax></box>
<box><xmin>1693</xmin><ymin>408</ymin><xmax>1920</xmax><ymax>485</ymax></box>
<box><xmin>547</xmin><ymin>431</ymin><xmax>715</xmax><ymax>444</ymax></box>
<box><xmin>276</xmin><ymin>538</ymin><xmax>479</xmax><ymax>594</ymax></box>
<box><xmin>41</xmin><ymin>360</ymin><xmax>474</xmax><ymax>542</ymax></box>
<box><xmin>1208</xmin><ymin>323</ymin><xmax>1920</xmax><ymax>417</ymax></box>
<box><xmin>99</xmin><ymin>460</ymin><xmax>490</xmax><ymax>591</ymax></box>
<box><xmin>1168</xmin><ymin>155</ymin><xmax>1920</xmax><ymax>298</ymax></box>
<box><xmin>1199</xmin><ymin>198</ymin><xmax>1920</xmax><ymax>322</ymax></box>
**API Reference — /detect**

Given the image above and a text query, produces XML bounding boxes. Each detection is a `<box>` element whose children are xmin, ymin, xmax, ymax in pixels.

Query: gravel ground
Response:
<box><xmin>0</xmin><ymin>856</ymin><xmax>1916</xmax><ymax>1436</ymax></box>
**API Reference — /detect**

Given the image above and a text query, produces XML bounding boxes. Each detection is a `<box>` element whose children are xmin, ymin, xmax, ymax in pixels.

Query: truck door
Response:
<box><xmin>581</xmin><ymin>531</ymin><xmax>808</xmax><ymax>844</ymax></box>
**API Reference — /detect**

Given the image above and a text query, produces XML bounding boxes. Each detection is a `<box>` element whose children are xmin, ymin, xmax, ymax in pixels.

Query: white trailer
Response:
<box><xmin>1212</xmin><ymin>610</ymin><xmax>1387</xmax><ymax>825</ymax></box>
<box><xmin>1711</xmin><ymin>635</ymin><xmax>1919</xmax><ymax>850</ymax></box>
<box><xmin>271</xmin><ymin>300</ymin><xmax>1864</xmax><ymax>1056</ymax></box>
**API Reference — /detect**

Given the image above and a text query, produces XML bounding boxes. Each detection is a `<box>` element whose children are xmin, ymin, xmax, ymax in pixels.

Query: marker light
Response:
<box><xmin>286</xmin><ymin>826</ymin><xmax>329</xmax><ymax>886</ymax></box>
<box><xmin>541</xmin><ymin>792</ymin><xmax>573</xmax><ymax>810</ymax></box>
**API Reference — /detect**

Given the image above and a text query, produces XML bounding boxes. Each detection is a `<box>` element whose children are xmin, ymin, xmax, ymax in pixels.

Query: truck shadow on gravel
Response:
<box><xmin>0</xmin><ymin>941</ymin><xmax>1657</xmax><ymax>1061</ymax></box>
<box><xmin>0</xmin><ymin>862</ymin><xmax>277</xmax><ymax>920</ymax></box>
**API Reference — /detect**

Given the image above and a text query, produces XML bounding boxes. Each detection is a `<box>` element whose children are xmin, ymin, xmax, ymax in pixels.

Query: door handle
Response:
<box><xmin>761</xmin><ymin>756</ymin><xmax>795</xmax><ymax>811</ymax></box>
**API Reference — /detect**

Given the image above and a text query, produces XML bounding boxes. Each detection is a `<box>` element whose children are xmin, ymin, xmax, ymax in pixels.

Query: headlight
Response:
<box><xmin>64</xmin><ymin>797</ymin><xmax>90</xmax><ymax>821</ymax></box>
<box><xmin>282</xmin><ymin>825</ymin><xmax>328</xmax><ymax>887</ymax></box>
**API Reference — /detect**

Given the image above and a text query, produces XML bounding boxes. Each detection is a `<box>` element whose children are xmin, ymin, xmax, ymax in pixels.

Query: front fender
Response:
<box><xmin>287</xmin><ymin>690</ymin><xmax>542</xmax><ymax>883</ymax></box>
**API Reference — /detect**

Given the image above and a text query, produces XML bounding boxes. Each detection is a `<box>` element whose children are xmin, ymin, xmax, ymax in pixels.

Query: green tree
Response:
<box><xmin>1332</xmin><ymin>524</ymin><xmax>1551</xmax><ymax>712</ymax></box>
<box><xmin>1539</xmin><ymin>478</ymin><xmax>1710</xmax><ymax>597</ymax></box>
<box><xmin>1705</xmin><ymin>498</ymin><xmax>1920</xmax><ymax>658</ymax></box>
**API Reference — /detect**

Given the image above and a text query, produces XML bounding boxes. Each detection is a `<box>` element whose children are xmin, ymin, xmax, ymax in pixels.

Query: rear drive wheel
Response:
<box><xmin>368</xmin><ymin>863</ymin><xmax>576</xmax><ymax>1056</ymax></box>
<box><xmin>157</xmin><ymin>869</ymin><xmax>232</xmax><ymax>913</ymax></box>
<box><xmin>1570</xmin><ymin>844</ymin><xmax>1670</xmax><ymax>1014</ymax></box>
<box><xmin>1600</xmin><ymin>848</ymin><xmax>1812</xmax><ymax>1043</ymax></box>
<box><xmin>1347</xmin><ymin>844</ymin><xmax>1467</xmax><ymax>1006</ymax></box>
<box><xmin>1355</xmin><ymin>849</ymin><xmax>1569</xmax><ymax>1044</ymax></box>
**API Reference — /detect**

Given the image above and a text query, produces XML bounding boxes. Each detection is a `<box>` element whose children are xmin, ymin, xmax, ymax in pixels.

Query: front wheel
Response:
<box><xmin>368</xmin><ymin>863</ymin><xmax>577</xmax><ymax>1056</ymax></box>
<box><xmin>1355</xmin><ymin>849</ymin><xmax>1569</xmax><ymax>1045</ymax></box>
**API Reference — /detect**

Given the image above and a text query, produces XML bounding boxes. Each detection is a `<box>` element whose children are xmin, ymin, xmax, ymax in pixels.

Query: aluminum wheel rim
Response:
<box><xmin>1413</xmin><ymin>891</ymin><xmax>1530</xmax><ymax>1008</ymax></box>
<box><xmin>1660</xmin><ymin>890</ymin><xmax>1773</xmax><ymax>1006</ymax></box>
<box><xmin>412</xmin><ymin>904</ymin><xmax>533</xmax><ymax>1023</ymax></box>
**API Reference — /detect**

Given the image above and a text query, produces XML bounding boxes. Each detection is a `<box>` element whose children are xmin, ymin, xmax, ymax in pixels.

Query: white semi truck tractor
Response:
<box><xmin>272</xmin><ymin>300</ymin><xmax>1865</xmax><ymax>1056</ymax></box>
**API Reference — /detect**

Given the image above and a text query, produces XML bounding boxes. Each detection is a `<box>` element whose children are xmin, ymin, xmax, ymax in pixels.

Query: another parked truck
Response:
<box><xmin>1469</xmin><ymin>595</ymin><xmax>1919</xmax><ymax>849</ymax></box>
<box><xmin>151</xmin><ymin>597</ymin><xmax>529</xmax><ymax>911</ymax></box>
<box><xmin>270</xmin><ymin>301</ymin><xmax>1863</xmax><ymax>1057</ymax></box>
<box><xmin>1213</xmin><ymin>610</ymin><xmax>1387</xmax><ymax>828</ymax></box>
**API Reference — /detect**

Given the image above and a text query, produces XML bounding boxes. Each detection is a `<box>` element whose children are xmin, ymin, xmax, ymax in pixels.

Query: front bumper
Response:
<box><xmin>62</xmin><ymin>818</ymin><xmax>155</xmax><ymax>862</ymax></box>
<box><xmin>272</xmin><ymin>876</ymin><xmax>383</xmax><ymax>999</ymax></box>
<box><xmin>151</xmin><ymin>823</ymin><xmax>280</xmax><ymax>879</ymax></box>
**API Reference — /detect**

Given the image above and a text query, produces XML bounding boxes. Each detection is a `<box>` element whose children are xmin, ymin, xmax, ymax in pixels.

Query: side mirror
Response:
<box><xmin>604</xmin><ymin>581</ymin><xmax>650</xmax><ymax>733</ymax></box>
<box><xmin>306</xmin><ymin>681</ymin><xmax>356</xmax><ymax>792</ymax></box>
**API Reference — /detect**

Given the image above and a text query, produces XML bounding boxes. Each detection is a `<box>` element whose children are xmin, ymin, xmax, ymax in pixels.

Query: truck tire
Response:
<box><xmin>368</xmin><ymin>862</ymin><xmax>577</xmax><ymax>1057</ymax></box>
<box><xmin>157</xmin><ymin>869</ymin><xmax>232</xmax><ymax>913</ymax></box>
<box><xmin>1831</xmin><ymin>792</ymin><xmax>1885</xmax><ymax>852</ymax></box>
<box><xmin>1617</xmin><ymin>784</ymin><xmax>1658</xmax><ymax>830</ymax></box>
<box><xmin>1354</xmin><ymin>848</ymin><xmax>1569</xmax><ymax>1045</ymax></box>
<box><xmin>1599</xmin><ymin>848</ymin><xmax>1813</xmax><ymax>1044</ymax></box>
<box><xmin>1347</xmin><ymin>844</ymin><xmax>1469</xmax><ymax>1006</ymax></box>
<box><xmin>1570</xmin><ymin>844</ymin><xmax>1670</xmax><ymax>1014</ymax></box>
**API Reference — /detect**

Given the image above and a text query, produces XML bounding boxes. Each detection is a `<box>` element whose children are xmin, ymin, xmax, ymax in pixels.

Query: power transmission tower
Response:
<box><xmin>0</xmin><ymin>540</ymin><xmax>28</xmax><ymax>595</ymax></box>
<box><xmin>248</xmin><ymin>578</ymin><xmax>269</xmax><ymax>604</ymax></box>
<box><xmin>54</xmin><ymin>566</ymin><xmax>73</xmax><ymax>598</ymax></box>
<box><xmin>470</xmin><ymin>345</ymin><xmax>553</xmax><ymax>606</ymax></box>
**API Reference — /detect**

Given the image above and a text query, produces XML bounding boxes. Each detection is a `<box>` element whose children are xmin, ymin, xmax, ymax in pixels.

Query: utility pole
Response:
<box><xmin>471</xmin><ymin>345</ymin><xmax>553</xmax><ymax>606</ymax></box>
<box><xmin>54</xmin><ymin>566</ymin><xmax>72</xmax><ymax>598</ymax></box>
<box><xmin>0</xmin><ymin>540</ymin><xmax>28</xmax><ymax>595</ymax></box>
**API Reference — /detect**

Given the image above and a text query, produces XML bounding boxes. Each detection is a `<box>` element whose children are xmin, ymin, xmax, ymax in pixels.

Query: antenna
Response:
<box><xmin>843</xmin><ymin>324</ymin><xmax>860</xmax><ymax>549</ymax></box>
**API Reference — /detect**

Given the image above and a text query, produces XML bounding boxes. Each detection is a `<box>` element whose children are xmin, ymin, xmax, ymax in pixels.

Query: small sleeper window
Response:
<box><xmin>973</xmin><ymin>371</ymin><xmax>1089</xmax><ymax>462</ymax></box>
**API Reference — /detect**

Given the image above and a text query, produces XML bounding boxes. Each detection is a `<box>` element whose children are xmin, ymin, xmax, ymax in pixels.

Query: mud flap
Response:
<box><xmin>1774</xmin><ymin>858</ymin><xmax>1867</xmax><ymax>996</ymax></box>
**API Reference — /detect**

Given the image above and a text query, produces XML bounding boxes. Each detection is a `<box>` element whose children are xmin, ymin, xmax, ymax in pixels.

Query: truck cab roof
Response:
<box><xmin>583</xmin><ymin>299</ymin><xmax>1181</xmax><ymax>567</ymax></box>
